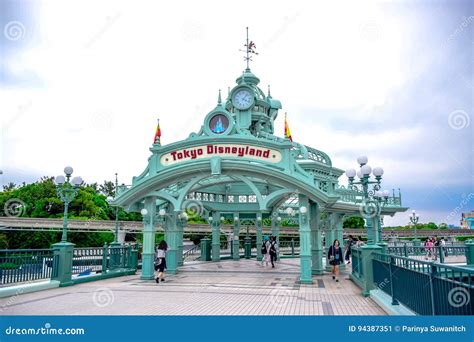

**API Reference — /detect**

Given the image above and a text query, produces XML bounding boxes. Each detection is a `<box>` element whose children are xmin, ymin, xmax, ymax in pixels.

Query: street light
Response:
<box><xmin>345</xmin><ymin>156</ymin><xmax>388</xmax><ymax>244</ymax></box>
<box><xmin>106</xmin><ymin>173</ymin><xmax>121</xmax><ymax>246</ymax></box>
<box><xmin>409</xmin><ymin>209</ymin><xmax>420</xmax><ymax>243</ymax></box>
<box><xmin>55</xmin><ymin>166</ymin><xmax>82</xmax><ymax>242</ymax></box>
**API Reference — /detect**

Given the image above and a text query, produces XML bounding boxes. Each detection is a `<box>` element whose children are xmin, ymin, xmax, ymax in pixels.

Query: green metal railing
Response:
<box><xmin>279</xmin><ymin>239</ymin><xmax>300</xmax><ymax>257</ymax></box>
<box><xmin>183</xmin><ymin>243</ymin><xmax>200</xmax><ymax>261</ymax></box>
<box><xmin>0</xmin><ymin>249</ymin><xmax>58</xmax><ymax>286</ymax></box>
<box><xmin>386</xmin><ymin>245</ymin><xmax>467</xmax><ymax>264</ymax></box>
<box><xmin>72</xmin><ymin>247</ymin><xmax>105</xmax><ymax>275</ymax></box>
<box><xmin>372</xmin><ymin>253</ymin><xmax>473</xmax><ymax>315</ymax></box>
<box><xmin>351</xmin><ymin>247</ymin><xmax>364</xmax><ymax>280</ymax></box>
<box><xmin>73</xmin><ymin>244</ymin><xmax>135</xmax><ymax>275</ymax></box>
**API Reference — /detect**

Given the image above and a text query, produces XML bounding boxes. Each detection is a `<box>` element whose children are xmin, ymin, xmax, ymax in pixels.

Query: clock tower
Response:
<box><xmin>224</xmin><ymin>28</ymin><xmax>282</xmax><ymax>136</ymax></box>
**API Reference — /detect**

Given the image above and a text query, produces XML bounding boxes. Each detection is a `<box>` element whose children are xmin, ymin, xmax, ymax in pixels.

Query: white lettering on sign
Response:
<box><xmin>160</xmin><ymin>144</ymin><xmax>282</xmax><ymax>166</ymax></box>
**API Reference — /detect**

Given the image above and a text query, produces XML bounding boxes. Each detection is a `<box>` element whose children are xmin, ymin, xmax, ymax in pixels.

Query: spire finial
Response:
<box><xmin>218</xmin><ymin>89</ymin><xmax>222</xmax><ymax>105</ymax></box>
<box><xmin>228</xmin><ymin>87</ymin><xmax>230</xmax><ymax>97</ymax></box>
<box><xmin>241</xmin><ymin>27</ymin><xmax>258</xmax><ymax>70</ymax></box>
<box><xmin>115</xmin><ymin>172</ymin><xmax>118</xmax><ymax>188</ymax></box>
<box><xmin>267</xmin><ymin>85</ymin><xmax>271</xmax><ymax>98</ymax></box>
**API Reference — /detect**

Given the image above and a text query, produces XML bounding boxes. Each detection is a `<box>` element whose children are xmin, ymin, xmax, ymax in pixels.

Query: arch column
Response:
<box><xmin>256</xmin><ymin>212</ymin><xmax>263</xmax><ymax>261</ymax></box>
<box><xmin>141</xmin><ymin>196</ymin><xmax>157</xmax><ymax>280</ymax></box>
<box><xmin>165</xmin><ymin>211</ymin><xmax>179</xmax><ymax>274</ymax></box>
<box><xmin>334</xmin><ymin>213</ymin><xmax>345</xmax><ymax>270</ymax></box>
<box><xmin>211</xmin><ymin>211</ymin><xmax>221</xmax><ymax>261</ymax></box>
<box><xmin>310</xmin><ymin>202</ymin><xmax>323</xmax><ymax>275</ymax></box>
<box><xmin>232</xmin><ymin>213</ymin><xmax>240</xmax><ymax>260</ymax></box>
<box><xmin>299</xmin><ymin>194</ymin><xmax>312</xmax><ymax>284</ymax></box>
<box><xmin>325</xmin><ymin>213</ymin><xmax>336</xmax><ymax>272</ymax></box>
<box><xmin>271</xmin><ymin>212</ymin><xmax>280</xmax><ymax>260</ymax></box>
<box><xmin>177</xmin><ymin>216</ymin><xmax>185</xmax><ymax>266</ymax></box>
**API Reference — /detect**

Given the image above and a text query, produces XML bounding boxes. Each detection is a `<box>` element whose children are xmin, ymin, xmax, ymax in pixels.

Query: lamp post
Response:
<box><xmin>345</xmin><ymin>156</ymin><xmax>389</xmax><ymax>245</ymax></box>
<box><xmin>409</xmin><ymin>210</ymin><xmax>420</xmax><ymax>246</ymax></box>
<box><xmin>52</xmin><ymin>166</ymin><xmax>81</xmax><ymax>287</ymax></box>
<box><xmin>55</xmin><ymin>166</ymin><xmax>82</xmax><ymax>243</ymax></box>
<box><xmin>106</xmin><ymin>173</ymin><xmax>121</xmax><ymax>246</ymax></box>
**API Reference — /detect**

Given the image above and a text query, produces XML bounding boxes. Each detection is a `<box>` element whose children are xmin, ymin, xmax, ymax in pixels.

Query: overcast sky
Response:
<box><xmin>1</xmin><ymin>0</ymin><xmax>473</xmax><ymax>226</ymax></box>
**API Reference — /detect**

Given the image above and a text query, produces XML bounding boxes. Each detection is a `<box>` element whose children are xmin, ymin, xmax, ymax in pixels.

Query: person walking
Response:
<box><xmin>269</xmin><ymin>236</ymin><xmax>278</xmax><ymax>268</ymax></box>
<box><xmin>328</xmin><ymin>239</ymin><xmax>344</xmax><ymax>282</ymax></box>
<box><xmin>155</xmin><ymin>240</ymin><xmax>168</xmax><ymax>283</ymax></box>
<box><xmin>261</xmin><ymin>236</ymin><xmax>271</xmax><ymax>267</ymax></box>
<box><xmin>345</xmin><ymin>235</ymin><xmax>355</xmax><ymax>264</ymax></box>
<box><xmin>424</xmin><ymin>238</ymin><xmax>433</xmax><ymax>260</ymax></box>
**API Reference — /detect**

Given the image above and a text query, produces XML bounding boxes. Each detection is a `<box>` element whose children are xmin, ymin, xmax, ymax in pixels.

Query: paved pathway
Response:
<box><xmin>0</xmin><ymin>259</ymin><xmax>385</xmax><ymax>315</ymax></box>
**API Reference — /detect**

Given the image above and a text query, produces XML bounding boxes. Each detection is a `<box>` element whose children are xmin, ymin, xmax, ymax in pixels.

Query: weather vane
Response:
<box><xmin>240</xmin><ymin>27</ymin><xmax>258</xmax><ymax>70</ymax></box>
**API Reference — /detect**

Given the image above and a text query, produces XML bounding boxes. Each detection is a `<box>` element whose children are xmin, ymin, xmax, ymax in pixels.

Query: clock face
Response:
<box><xmin>233</xmin><ymin>89</ymin><xmax>253</xmax><ymax>110</ymax></box>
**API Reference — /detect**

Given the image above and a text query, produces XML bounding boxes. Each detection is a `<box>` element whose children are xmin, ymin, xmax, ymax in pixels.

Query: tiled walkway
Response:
<box><xmin>0</xmin><ymin>259</ymin><xmax>385</xmax><ymax>315</ymax></box>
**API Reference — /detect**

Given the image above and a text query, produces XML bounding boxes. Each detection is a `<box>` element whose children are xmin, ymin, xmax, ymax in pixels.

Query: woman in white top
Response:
<box><xmin>155</xmin><ymin>240</ymin><xmax>168</xmax><ymax>283</ymax></box>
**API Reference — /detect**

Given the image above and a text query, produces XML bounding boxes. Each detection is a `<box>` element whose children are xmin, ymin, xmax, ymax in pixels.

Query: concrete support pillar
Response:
<box><xmin>310</xmin><ymin>202</ymin><xmax>323</xmax><ymax>275</ymax></box>
<box><xmin>211</xmin><ymin>211</ymin><xmax>221</xmax><ymax>262</ymax></box>
<box><xmin>354</xmin><ymin>244</ymin><xmax>382</xmax><ymax>296</ymax></box>
<box><xmin>366</xmin><ymin>216</ymin><xmax>376</xmax><ymax>245</ymax></box>
<box><xmin>334</xmin><ymin>213</ymin><xmax>345</xmax><ymax>270</ymax></box>
<box><xmin>232</xmin><ymin>213</ymin><xmax>240</xmax><ymax>260</ymax></box>
<box><xmin>299</xmin><ymin>194</ymin><xmax>312</xmax><ymax>284</ymax></box>
<box><xmin>177</xmin><ymin>218</ymin><xmax>184</xmax><ymax>266</ymax></box>
<box><xmin>165</xmin><ymin>211</ymin><xmax>179</xmax><ymax>274</ymax></box>
<box><xmin>271</xmin><ymin>213</ymin><xmax>280</xmax><ymax>260</ymax></box>
<box><xmin>325</xmin><ymin>213</ymin><xmax>335</xmax><ymax>272</ymax></box>
<box><xmin>465</xmin><ymin>241</ymin><xmax>474</xmax><ymax>265</ymax></box>
<box><xmin>256</xmin><ymin>212</ymin><xmax>263</xmax><ymax>261</ymax></box>
<box><xmin>51</xmin><ymin>241</ymin><xmax>75</xmax><ymax>286</ymax></box>
<box><xmin>140</xmin><ymin>196</ymin><xmax>157</xmax><ymax>280</ymax></box>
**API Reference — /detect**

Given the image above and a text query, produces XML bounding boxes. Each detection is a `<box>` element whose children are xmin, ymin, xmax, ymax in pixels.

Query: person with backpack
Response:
<box><xmin>260</xmin><ymin>236</ymin><xmax>271</xmax><ymax>267</ymax></box>
<box><xmin>269</xmin><ymin>236</ymin><xmax>278</xmax><ymax>268</ymax></box>
<box><xmin>155</xmin><ymin>240</ymin><xmax>168</xmax><ymax>283</ymax></box>
<box><xmin>424</xmin><ymin>238</ymin><xmax>433</xmax><ymax>260</ymax></box>
<box><xmin>328</xmin><ymin>239</ymin><xmax>344</xmax><ymax>282</ymax></box>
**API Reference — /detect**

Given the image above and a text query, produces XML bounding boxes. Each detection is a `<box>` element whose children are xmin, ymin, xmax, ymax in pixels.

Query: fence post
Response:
<box><xmin>438</xmin><ymin>245</ymin><xmax>445</xmax><ymax>263</ymax></box>
<box><xmin>126</xmin><ymin>245</ymin><xmax>131</xmax><ymax>268</ymax></box>
<box><xmin>465</xmin><ymin>241</ymin><xmax>474</xmax><ymax>266</ymax></box>
<box><xmin>403</xmin><ymin>244</ymin><xmax>408</xmax><ymax>257</ymax></box>
<box><xmin>291</xmin><ymin>239</ymin><xmax>295</xmax><ymax>257</ymax></box>
<box><xmin>102</xmin><ymin>243</ymin><xmax>108</xmax><ymax>273</ymax></box>
<box><xmin>389</xmin><ymin>256</ymin><xmax>399</xmax><ymax>305</ymax></box>
<box><xmin>51</xmin><ymin>241</ymin><xmax>75</xmax><ymax>287</ymax></box>
<box><xmin>429</xmin><ymin>264</ymin><xmax>437</xmax><ymax>315</ymax></box>
<box><xmin>130</xmin><ymin>245</ymin><xmax>138</xmax><ymax>270</ymax></box>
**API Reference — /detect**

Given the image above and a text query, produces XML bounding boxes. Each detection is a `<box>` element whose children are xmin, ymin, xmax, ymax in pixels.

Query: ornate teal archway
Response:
<box><xmin>114</xmin><ymin>61</ymin><xmax>407</xmax><ymax>283</ymax></box>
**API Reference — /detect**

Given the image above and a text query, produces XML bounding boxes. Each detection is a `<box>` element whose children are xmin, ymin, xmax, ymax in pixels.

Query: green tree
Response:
<box><xmin>343</xmin><ymin>216</ymin><xmax>365</xmax><ymax>228</ymax></box>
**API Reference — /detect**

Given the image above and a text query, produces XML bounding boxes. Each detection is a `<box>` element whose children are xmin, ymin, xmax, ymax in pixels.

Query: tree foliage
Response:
<box><xmin>0</xmin><ymin>177</ymin><xmax>142</xmax><ymax>249</ymax></box>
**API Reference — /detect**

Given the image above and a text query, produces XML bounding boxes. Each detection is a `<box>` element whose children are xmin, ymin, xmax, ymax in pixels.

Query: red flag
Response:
<box><xmin>284</xmin><ymin>113</ymin><xmax>293</xmax><ymax>142</ymax></box>
<box><xmin>154</xmin><ymin>119</ymin><xmax>161</xmax><ymax>145</ymax></box>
